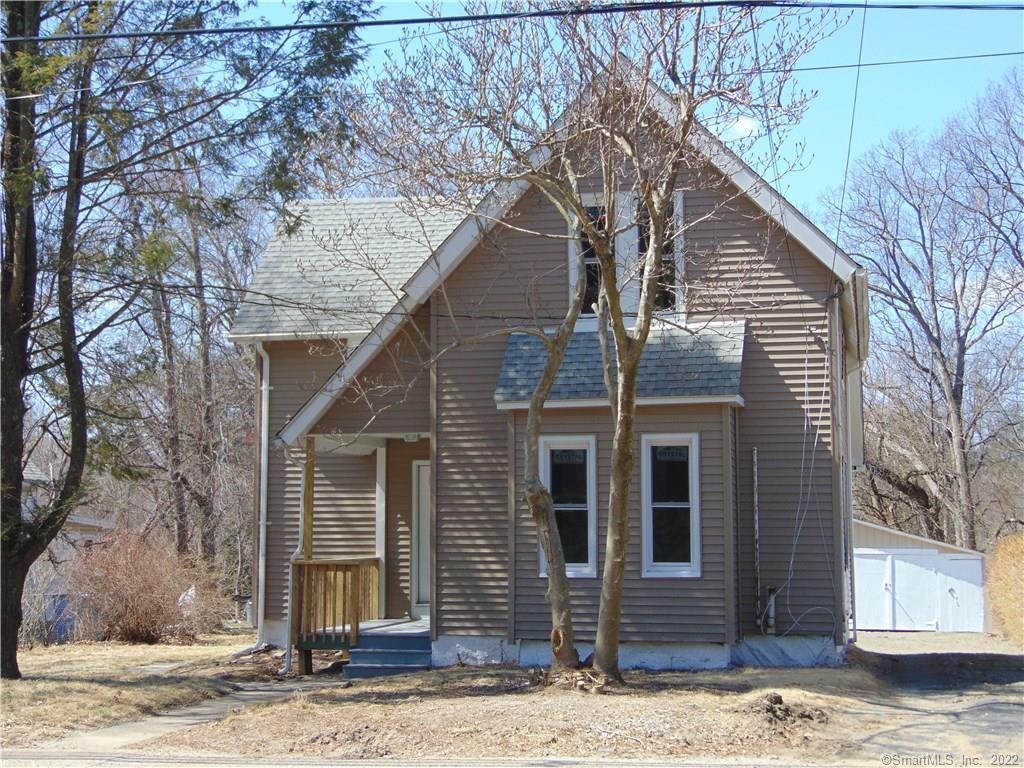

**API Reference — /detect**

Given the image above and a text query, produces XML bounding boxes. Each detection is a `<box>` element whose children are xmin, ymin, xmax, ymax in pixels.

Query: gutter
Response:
<box><xmin>839</xmin><ymin>267</ymin><xmax>869</xmax><ymax>363</ymax></box>
<box><xmin>255</xmin><ymin>342</ymin><xmax>271</xmax><ymax>645</ymax></box>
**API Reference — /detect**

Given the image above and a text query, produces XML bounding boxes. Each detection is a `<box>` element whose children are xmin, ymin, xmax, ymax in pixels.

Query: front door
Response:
<box><xmin>411</xmin><ymin>461</ymin><xmax>431</xmax><ymax>618</ymax></box>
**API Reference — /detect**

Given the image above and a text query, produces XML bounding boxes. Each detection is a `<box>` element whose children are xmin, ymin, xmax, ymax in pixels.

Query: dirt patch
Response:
<box><xmin>0</xmin><ymin>626</ymin><xmax>271</xmax><ymax>747</ymax></box>
<box><xmin>138</xmin><ymin>666</ymin><xmax>878</xmax><ymax>761</ymax></box>
<box><xmin>749</xmin><ymin>691</ymin><xmax>829</xmax><ymax>728</ymax></box>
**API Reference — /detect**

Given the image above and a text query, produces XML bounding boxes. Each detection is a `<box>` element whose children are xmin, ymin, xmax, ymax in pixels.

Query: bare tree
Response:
<box><xmin>1</xmin><ymin>0</ymin><xmax>366</xmax><ymax>678</ymax></box>
<box><xmin>298</xmin><ymin>2</ymin><xmax>836</xmax><ymax>681</ymax></box>
<box><xmin>836</xmin><ymin>67</ymin><xmax>1024</xmax><ymax>550</ymax></box>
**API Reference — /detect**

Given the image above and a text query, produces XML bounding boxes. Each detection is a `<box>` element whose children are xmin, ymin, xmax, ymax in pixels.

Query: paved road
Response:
<box><xmin>0</xmin><ymin>753</ymin><xmax>836</xmax><ymax>768</ymax></box>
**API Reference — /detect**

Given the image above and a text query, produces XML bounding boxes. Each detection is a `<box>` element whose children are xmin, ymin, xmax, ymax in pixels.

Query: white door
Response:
<box><xmin>939</xmin><ymin>555</ymin><xmax>984</xmax><ymax>632</ymax></box>
<box><xmin>854</xmin><ymin>553</ymin><xmax>892</xmax><ymax>630</ymax></box>
<box><xmin>892</xmin><ymin>554</ymin><xmax>939</xmax><ymax>630</ymax></box>
<box><xmin>411</xmin><ymin>461</ymin><xmax>431</xmax><ymax>617</ymax></box>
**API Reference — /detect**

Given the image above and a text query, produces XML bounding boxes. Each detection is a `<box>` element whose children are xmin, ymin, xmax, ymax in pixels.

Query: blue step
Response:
<box><xmin>344</xmin><ymin>663</ymin><xmax>429</xmax><ymax>679</ymax></box>
<box><xmin>356</xmin><ymin>632</ymin><xmax>431</xmax><ymax>651</ymax></box>
<box><xmin>348</xmin><ymin>647</ymin><xmax>432</xmax><ymax>666</ymax></box>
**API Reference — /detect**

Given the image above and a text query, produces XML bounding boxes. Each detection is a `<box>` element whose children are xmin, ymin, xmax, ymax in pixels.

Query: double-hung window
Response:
<box><xmin>578</xmin><ymin>205</ymin><xmax>609</xmax><ymax>316</ymax></box>
<box><xmin>641</xmin><ymin>433</ymin><xmax>701</xmax><ymax>578</ymax></box>
<box><xmin>538</xmin><ymin>435</ymin><xmax>597</xmax><ymax>578</ymax></box>
<box><xmin>638</xmin><ymin>192</ymin><xmax>685</xmax><ymax>313</ymax></box>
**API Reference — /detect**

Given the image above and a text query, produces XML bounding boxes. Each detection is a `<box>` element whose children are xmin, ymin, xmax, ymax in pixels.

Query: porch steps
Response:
<box><xmin>344</xmin><ymin>631</ymin><xmax>431</xmax><ymax>679</ymax></box>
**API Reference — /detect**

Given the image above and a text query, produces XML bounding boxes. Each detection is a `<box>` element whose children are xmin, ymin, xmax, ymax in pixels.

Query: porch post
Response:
<box><xmin>297</xmin><ymin>436</ymin><xmax>316</xmax><ymax>674</ymax></box>
<box><xmin>303</xmin><ymin>435</ymin><xmax>315</xmax><ymax>560</ymax></box>
<box><xmin>375</xmin><ymin>444</ymin><xmax>387</xmax><ymax>616</ymax></box>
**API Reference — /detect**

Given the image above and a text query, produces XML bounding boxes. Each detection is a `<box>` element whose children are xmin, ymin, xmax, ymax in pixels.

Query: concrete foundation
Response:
<box><xmin>731</xmin><ymin>635</ymin><xmax>843</xmax><ymax>667</ymax></box>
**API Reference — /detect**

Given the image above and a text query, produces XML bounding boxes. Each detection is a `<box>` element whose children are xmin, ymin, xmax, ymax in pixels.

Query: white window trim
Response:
<box><xmin>567</xmin><ymin>193</ymin><xmax>637</xmax><ymax>319</ymax></box>
<box><xmin>538</xmin><ymin>434</ymin><xmax>598</xmax><ymax>579</ymax></box>
<box><xmin>646</xmin><ymin>190</ymin><xmax>687</xmax><ymax>321</ymax></box>
<box><xmin>641</xmin><ymin>432</ymin><xmax>702</xmax><ymax>578</ymax></box>
<box><xmin>567</xmin><ymin>191</ymin><xmax>687</xmax><ymax>323</ymax></box>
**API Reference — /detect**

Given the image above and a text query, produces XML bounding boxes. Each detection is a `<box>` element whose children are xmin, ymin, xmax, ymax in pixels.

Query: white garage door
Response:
<box><xmin>854</xmin><ymin>549</ymin><xmax>984</xmax><ymax>632</ymax></box>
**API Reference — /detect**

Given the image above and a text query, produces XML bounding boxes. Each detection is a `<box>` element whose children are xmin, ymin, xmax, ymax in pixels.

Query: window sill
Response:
<box><xmin>641</xmin><ymin>566</ymin><xmax>702</xmax><ymax>579</ymax></box>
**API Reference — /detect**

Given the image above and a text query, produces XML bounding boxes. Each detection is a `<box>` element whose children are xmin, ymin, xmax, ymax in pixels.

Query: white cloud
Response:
<box><xmin>720</xmin><ymin>115</ymin><xmax>761</xmax><ymax>142</ymax></box>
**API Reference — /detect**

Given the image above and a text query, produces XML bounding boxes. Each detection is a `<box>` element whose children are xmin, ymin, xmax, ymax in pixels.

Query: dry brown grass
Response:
<box><xmin>987</xmin><ymin>534</ymin><xmax>1024</xmax><ymax>646</ymax></box>
<box><xmin>140</xmin><ymin>665</ymin><xmax>887</xmax><ymax>762</ymax></box>
<box><xmin>0</xmin><ymin>627</ymin><xmax>262</xmax><ymax>747</ymax></box>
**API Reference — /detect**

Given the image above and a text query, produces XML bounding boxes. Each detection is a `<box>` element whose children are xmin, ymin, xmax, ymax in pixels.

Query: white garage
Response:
<box><xmin>853</xmin><ymin>519</ymin><xmax>985</xmax><ymax>632</ymax></box>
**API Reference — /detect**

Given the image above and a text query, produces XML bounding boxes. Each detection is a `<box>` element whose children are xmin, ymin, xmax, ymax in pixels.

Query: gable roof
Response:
<box><xmin>273</xmin><ymin>90</ymin><xmax>865</xmax><ymax>446</ymax></box>
<box><xmin>495</xmin><ymin>323</ymin><xmax>745</xmax><ymax>408</ymax></box>
<box><xmin>228</xmin><ymin>199</ymin><xmax>462</xmax><ymax>341</ymax></box>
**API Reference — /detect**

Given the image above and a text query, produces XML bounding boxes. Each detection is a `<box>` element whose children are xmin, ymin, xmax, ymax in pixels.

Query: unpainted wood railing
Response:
<box><xmin>291</xmin><ymin>557</ymin><xmax>380</xmax><ymax>653</ymax></box>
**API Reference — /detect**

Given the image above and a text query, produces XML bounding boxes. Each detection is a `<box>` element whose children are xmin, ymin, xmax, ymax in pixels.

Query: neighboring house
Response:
<box><xmin>21</xmin><ymin>465</ymin><xmax>115</xmax><ymax>642</ymax></box>
<box><xmin>230</xmin><ymin>87</ymin><xmax>869</xmax><ymax>671</ymax></box>
<box><xmin>852</xmin><ymin>519</ymin><xmax>985</xmax><ymax>634</ymax></box>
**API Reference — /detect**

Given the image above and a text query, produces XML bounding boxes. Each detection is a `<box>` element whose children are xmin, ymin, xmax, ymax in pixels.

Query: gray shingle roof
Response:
<box><xmin>494</xmin><ymin>323</ymin><xmax>746</xmax><ymax>404</ymax></box>
<box><xmin>229</xmin><ymin>199</ymin><xmax>462</xmax><ymax>339</ymax></box>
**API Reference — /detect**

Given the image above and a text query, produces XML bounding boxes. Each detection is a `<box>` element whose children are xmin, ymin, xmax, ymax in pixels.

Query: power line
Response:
<box><xmin>6</xmin><ymin>48</ymin><xmax>1021</xmax><ymax>102</ymax></box>
<box><xmin>829</xmin><ymin>0</ymin><xmax>870</xmax><ymax>280</ymax></box>
<box><xmin>3</xmin><ymin>1</ymin><xmax>1024</xmax><ymax>44</ymax></box>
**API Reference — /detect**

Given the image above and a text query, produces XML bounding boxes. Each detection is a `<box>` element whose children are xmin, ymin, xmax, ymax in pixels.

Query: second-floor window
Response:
<box><xmin>639</xmin><ymin>196</ymin><xmax>682</xmax><ymax>312</ymax></box>
<box><xmin>568</xmin><ymin>192</ymin><xmax>682</xmax><ymax>320</ymax></box>
<box><xmin>579</xmin><ymin>205</ymin><xmax>609</xmax><ymax>315</ymax></box>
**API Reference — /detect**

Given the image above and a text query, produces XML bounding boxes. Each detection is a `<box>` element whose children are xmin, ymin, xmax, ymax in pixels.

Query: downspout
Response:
<box><xmin>255</xmin><ymin>343</ymin><xmax>271</xmax><ymax>645</ymax></box>
<box><xmin>282</xmin><ymin>444</ymin><xmax>307</xmax><ymax>673</ymax></box>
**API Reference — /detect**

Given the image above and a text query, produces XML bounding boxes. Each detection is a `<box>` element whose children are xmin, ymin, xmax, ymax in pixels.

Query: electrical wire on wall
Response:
<box><xmin>747</xmin><ymin>1</ymin><xmax>870</xmax><ymax>640</ymax></box>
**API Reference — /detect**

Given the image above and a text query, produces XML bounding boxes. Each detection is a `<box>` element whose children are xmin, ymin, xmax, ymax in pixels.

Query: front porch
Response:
<box><xmin>290</xmin><ymin>433</ymin><xmax>431</xmax><ymax>675</ymax></box>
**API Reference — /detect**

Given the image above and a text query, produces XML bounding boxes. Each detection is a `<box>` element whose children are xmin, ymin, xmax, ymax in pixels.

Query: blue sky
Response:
<box><xmin>257</xmin><ymin>1</ymin><xmax>1023</xmax><ymax>221</ymax></box>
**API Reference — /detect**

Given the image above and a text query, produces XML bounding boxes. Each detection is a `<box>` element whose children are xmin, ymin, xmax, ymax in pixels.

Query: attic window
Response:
<box><xmin>638</xmin><ymin>193</ymin><xmax>684</xmax><ymax>313</ymax></box>
<box><xmin>578</xmin><ymin>205</ymin><xmax>610</xmax><ymax>316</ymax></box>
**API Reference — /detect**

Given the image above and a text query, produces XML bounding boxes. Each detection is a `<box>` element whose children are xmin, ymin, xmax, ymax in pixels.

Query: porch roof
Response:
<box><xmin>494</xmin><ymin>322</ymin><xmax>745</xmax><ymax>407</ymax></box>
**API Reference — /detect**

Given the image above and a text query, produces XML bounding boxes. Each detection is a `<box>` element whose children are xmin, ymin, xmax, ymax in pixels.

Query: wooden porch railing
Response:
<box><xmin>291</xmin><ymin>557</ymin><xmax>380</xmax><ymax>669</ymax></box>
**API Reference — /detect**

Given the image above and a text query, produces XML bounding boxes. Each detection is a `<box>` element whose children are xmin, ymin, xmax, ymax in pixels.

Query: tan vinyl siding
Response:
<box><xmin>685</xmin><ymin>184</ymin><xmax>838</xmax><ymax>637</ymax></box>
<box><xmin>434</xmin><ymin>189</ymin><xmax>569</xmax><ymax>636</ymax></box>
<box><xmin>263</xmin><ymin>340</ymin><xmax>377</xmax><ymax>623</ymax></box>
<box><xmin>513</xmin><ymin>405</ymin><xmax>728</xmax><ymax>643</ymax></box>
<box><xmin>316</xmin><ymin>305</ymin><xmax>432</xmax><ymax>436</ymax></box>
<box><xmin>385</xmin><ymin>438</ymin><xmax>430</xmax><ymax>618</ymax></box>
<box><xmin>261</xmin><ymin>166</ymin><xmax>844</xmax><ymax>641</ymax></box>
<box><xmin>430</xmin><ymin>176</ymin><xmax>840</xmax><ymax>640</ymax></box>
<box><xmin>722</xmin><ymin>404</ymin><xmax>738</xmax><ymax>644</ymax></box>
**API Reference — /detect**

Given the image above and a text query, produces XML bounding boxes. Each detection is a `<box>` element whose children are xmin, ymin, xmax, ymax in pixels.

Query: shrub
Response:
<box><xmin>67</xmin><ymin>532</ymin><xmax>230</xmax><ymax>643</ymax></box>
<box><xmin>987</xmin><ymin>533</ymin><xmax>1023</xmax><ymax>646</ymax></box>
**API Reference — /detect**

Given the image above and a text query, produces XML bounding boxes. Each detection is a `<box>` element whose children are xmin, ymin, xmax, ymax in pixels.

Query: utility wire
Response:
<box><xmin>4</xmin><ymin>0</ymin><xmax>1024</xmax><ymax>44</ymax></box>
<box><xmin>6</xmin><ymin>48</ymin><xmax>1021</xmax><ymax>102</ymax></box>
<box><xmin>828</xmin><ymin>0</ymin><xmax>870</xmax><ymax>278</ymax></box>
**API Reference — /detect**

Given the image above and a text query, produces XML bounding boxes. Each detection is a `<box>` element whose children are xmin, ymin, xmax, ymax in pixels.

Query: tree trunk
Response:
<box><xmin>518</xmin><ymin>195</ymin><xmax>591</xmax><ymax>671</ymax></box>
<box><xmin>593</xmin><ymin>361</ymin><xmax>639</xmax><ymax>683</ymax></box>
<box><xmin>0</xmin><ymin>556</ymin><xmax>29</xmax><ymax>679</ymax></box>
<box><xmin>525</xmin><ymin>480</ymin><xmax>580</xmax><ymax>670</ymax></box>
<box><xmin>189</xmin><ymin>225</ymin><xmax>218</xmax><ymax>563</ymax></box>
<box><xmin>948</xmin><ymin>408</ymin><xmax>976</xmax><ymax>549</ymax></box>
<box><xmin>153</xmin><ymin>284</ymin><xmax>190</xmax><ymax>554</ymax></box>
<box><xmin>0</xmin><ymin>0</ymin><xmax>42</xmax><ymax>682</ymax></box>
<box><xmin>1</xmin><ymin>7</ymin><xmax>95</xmax><ymax>676</ymax></box>
<box><xmin>524</xmin><ymin>341</ymin><xmax>581</xmax><ymax>671</ymax></box>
